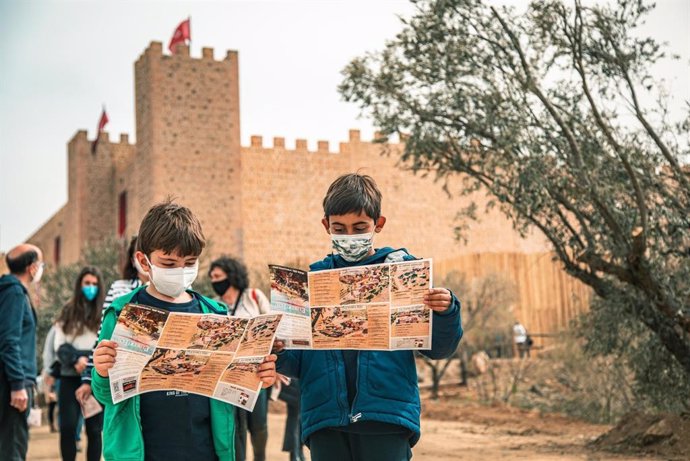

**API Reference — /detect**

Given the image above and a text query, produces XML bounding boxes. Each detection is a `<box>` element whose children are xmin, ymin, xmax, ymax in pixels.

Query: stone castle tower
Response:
<box><xmin>27</xmin><ymin>41</ymin><xmax>590</xmax><ymax>335</ymax></box>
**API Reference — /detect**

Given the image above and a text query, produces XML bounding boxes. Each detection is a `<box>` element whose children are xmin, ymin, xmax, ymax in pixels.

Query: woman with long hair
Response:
<box><xmin>53</xmin><ymin>266</ymin><xmax>105</xmax><ymax>461</ymax></box>
<box><xmin>76</xmin><ymin>236</ymin><xmax>149</xmax><ymax>403</ymax></box>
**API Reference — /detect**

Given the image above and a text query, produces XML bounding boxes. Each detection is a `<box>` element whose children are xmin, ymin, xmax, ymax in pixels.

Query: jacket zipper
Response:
<box><xmin>334</xmin><ymin>351</ymin><xmax>349</xmax><ymax>425</ymax></box>
<box><xmin>348</xmin><ymin>352</ymin><xmax>362</xmax><ymax>424</ymax></box>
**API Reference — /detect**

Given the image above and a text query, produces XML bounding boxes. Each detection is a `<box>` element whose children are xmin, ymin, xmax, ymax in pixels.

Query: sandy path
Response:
<box><xmin>28</xmin><ymin>406</ymin><xmax>656</xmax><ymax>461</ymax></box>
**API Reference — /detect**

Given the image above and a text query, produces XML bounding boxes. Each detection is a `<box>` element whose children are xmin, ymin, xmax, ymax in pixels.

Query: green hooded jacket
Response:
<box><xmin>91</xmin><ymin>286</ymin><xmax>236</xmax><ymax>461</ymax></box>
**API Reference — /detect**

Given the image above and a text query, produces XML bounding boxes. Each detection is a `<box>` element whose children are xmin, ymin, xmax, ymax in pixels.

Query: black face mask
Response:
<box><xmin>211</xmin><ymin>279</ymin><xmax>232</xmax><ymax>296</ymax></box>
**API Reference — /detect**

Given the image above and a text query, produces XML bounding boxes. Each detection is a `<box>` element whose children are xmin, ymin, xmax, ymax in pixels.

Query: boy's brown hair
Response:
<box><xmin>137</xmin><ymin>200</ymin><xmax>206</xmax><ymax>257</ymax></box>
<box><xmin>323</xmin><ymin>173</ymin><xmax>382</xmax><ymax>221</ymax></box>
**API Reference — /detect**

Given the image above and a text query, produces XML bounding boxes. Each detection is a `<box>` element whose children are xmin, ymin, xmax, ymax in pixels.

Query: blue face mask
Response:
<box><xmin>82</xmin><ymin>285</ymin><xmax>99</xmax><ymax>302</ymax></box>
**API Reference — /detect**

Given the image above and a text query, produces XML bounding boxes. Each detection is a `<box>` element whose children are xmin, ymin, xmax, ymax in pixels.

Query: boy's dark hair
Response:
<box><xmin>208</xmin><ymin>256</ymin><xmax>249</xmax><ymax>291</ymax></box>
<box><xmin>137</xmin><ymin>201</ymin><xmax>206</xmax><ymax>257</ymax></box>
<box><xmin>6</xmin><ymin>250</ymin><xmax>39</xmax><ymax>275</ymax></box>
<box><xmin>323</xmin><ymin>173</ymin><xmax>382</xmax><ymax>221</ymax></box>
<box><xmin>122</xmin><ymin>235</ymin><xmax>138</xmax><ymax>280</ymax></box>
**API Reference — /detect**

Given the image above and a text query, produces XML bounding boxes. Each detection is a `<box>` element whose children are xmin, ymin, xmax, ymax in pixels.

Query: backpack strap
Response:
<box><xmin>189</xmin><ymin>290</ymin><xmax>228</xmax><ymax>315</ymax></box>
<box><xmin>251</xmin><ymin>289</ymin><xmax>259</xmax><ymax>306</ymax></box>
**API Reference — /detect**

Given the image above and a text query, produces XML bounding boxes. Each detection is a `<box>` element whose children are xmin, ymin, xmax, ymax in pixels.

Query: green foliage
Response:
<box><xmin>506</xmin><ymin>330</ymin><xmax>635</xmax><ymax>424</ymax></box>
<box><xmin>36</xmin><ymin>237</ymin><xmax>122</xmax><ymax>371</ymax></box>
<box><xmin>340</xmin><ymin>0</ymin><xmax>690</xmax><ymax>389</ymax></box>
<box><xmin>579</xmin><ymin>296</ymin><xmax>690</xmax><ymax>413</ymax></box>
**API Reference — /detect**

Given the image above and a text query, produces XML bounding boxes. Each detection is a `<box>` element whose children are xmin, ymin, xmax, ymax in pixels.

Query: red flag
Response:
<box><xmin>168</xmin><ymin>19</ymin><xmax>191</xmax><ymax>54</ymax></box>
<box><xmin>97</xmin><ymin>109</ymin><xmax>109</xmax><ymax>133</ymax></box>
<box><xmin>92</xmin><ymin>108</ymin><xmax>109</xmax><ymax>154</ymax></box>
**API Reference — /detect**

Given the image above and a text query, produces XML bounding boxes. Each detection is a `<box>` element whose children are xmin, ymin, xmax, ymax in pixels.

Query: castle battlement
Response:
<box><xmin>136</xmin><ymin>41</ymin><xmax>237</xmax><ymax>65</ymax></box>
<box><xmin>67</xmin><ymin>130</ymin><xmax>132</xmax><ymax>149</ymax></box>
<box><xmin>244</xmin><ymin>129</ymin><xmax>401</xmax><ymax>155</ymax></box>
<box><xmin>68</xmin><ymin>130</ymin><xmax>89</xmax><ymax>145</ymax></box>
<box><xmin>246</xmin><ymin>135</ymin><xmax>335</xmax><ymax>154</ymax></box>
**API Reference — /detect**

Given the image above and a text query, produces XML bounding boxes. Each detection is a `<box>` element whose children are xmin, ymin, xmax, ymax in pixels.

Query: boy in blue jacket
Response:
<box><xmin>276</xmin><ymin>173</ymin><xmax>463</xmax><ymax>461</ymax></box>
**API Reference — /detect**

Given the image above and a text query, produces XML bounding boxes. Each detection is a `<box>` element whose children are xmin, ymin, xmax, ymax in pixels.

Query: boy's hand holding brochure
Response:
<box><xmin>424</xmin><ymin>287</ymin><xmax>452</xmax><ymax>313</ymax></box>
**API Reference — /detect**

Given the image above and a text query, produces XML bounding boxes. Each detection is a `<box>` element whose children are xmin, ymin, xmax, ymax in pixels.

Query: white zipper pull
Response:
<box><xmin>350</xmin><ymin>412</ymin><xmax>362</xmax><ymax>423</ymax></box>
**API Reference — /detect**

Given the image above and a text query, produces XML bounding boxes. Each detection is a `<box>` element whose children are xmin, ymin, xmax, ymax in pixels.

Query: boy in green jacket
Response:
<box><xmin>92</xmin><ymin>201</ymin><xmax>277</xmax><ymax>461</ymax></box>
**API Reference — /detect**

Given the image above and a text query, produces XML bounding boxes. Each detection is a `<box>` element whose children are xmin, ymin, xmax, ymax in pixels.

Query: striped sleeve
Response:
<box><xmin>81</xmin><ymin>279</ymin><xmax>142</xmax><ymax>384</ymax></box>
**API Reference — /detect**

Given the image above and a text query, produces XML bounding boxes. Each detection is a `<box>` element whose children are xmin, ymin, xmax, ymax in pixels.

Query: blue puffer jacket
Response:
<box><xmin>276</xmin><ymin>247</ymin><xmax>463</xmax><ymax>446</ymax></box>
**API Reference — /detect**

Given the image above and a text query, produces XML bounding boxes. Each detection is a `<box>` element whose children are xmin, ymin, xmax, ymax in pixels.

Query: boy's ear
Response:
<box><xmin>374</xmin><ymin>216</ymin><xmax>386</xmax><ymax>233</ymax></box>
<box><xmin>321</xmin><ymin>217</ymin><xmax>331</xmax><ymax>234</ymax></box>
<box><xmin>135</xmin><ymin>251</ymin><xmax>150</xmax><ymax>270</ymax></box>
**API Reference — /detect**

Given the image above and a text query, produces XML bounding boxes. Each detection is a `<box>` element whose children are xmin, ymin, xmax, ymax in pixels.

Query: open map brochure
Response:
<box><xmin>270</xmin><ymin>258</ymin><xmax>433</xmax><ymax>350</ymax></box>
<box><xmin>107</xmin><ymin>303</ymin><xmax>282</xmax><ymax>411</ymax></box>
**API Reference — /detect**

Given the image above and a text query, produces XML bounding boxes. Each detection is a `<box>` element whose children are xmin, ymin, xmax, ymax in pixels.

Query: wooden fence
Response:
<box><xmin>435</xmin><ymin>252</ymin><xmax>591</xmax><ymax>348</ymax></box>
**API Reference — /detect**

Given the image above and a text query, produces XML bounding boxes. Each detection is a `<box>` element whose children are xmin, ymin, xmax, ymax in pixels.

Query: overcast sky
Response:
<box><xmin>0</xmin><ymin>0</ymin><xmax>688</xmax><ymax>253</ymax></box>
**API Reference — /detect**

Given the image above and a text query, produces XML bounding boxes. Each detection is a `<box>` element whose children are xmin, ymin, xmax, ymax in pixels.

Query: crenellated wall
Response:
<box><xmin>238</xmin><ymin>130</ymin><xmax>550</xmax><ymax>272</ymax></box>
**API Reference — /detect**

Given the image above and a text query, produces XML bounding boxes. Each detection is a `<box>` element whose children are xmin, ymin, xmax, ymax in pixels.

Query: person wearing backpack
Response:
<box><xmin>209</xmin><ymin>256</ymin><xmax>271</xmax><ymax>461</ymax></box>
<box><xmin>52</xmin><ymin>266</ymin><xmax>105</xmax><ymax>461</ymax></box>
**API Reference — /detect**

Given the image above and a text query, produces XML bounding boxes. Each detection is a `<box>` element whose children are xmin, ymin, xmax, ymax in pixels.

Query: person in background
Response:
<box><xmin>46</xmin><ymin>381</ymin><xmax>58</xmax><ymax>433</ymax></box>
<box><xmin>512</xmin><ymin>322</ymin><xmax>530</xmax><ymax>358</ymax></box>
<box><xmin>0</xmin><ymin>244</ymin><xmax>42</xmax><ymax>461</ymax></box>
<box><xmin>43</xmin><ymin>323</ymin><xmax>85</xmax><ymax>447</ymax></box>
<box><xmin>78</xmin><ymin>236</ymin><xmax>148</xmax><ymax>401</ymax></box>
<box><xmin>209</xmin><ymin>256</ymin><xmax>271</xmax><ymax>461</ymax></box>
<box><xmin>42</xmin><ymin>323</ymin><xmax>59</xmax><ymax>433</ymax></box>
<box><xmin>273</xmin><ymin>376</ymin><xmax>305</xmax><ymax>461</ymax></box>
<box><xmin>53</xmin><ymin>266</ymin><xmax>105</xmax><ymax>461</ymax></box>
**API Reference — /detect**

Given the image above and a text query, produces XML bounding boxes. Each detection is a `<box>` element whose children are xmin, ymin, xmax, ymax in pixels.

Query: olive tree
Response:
<box><xmin>340</xmin><ymin>0</ymin><xmax>690</xmax><ymax>380</ymax></box>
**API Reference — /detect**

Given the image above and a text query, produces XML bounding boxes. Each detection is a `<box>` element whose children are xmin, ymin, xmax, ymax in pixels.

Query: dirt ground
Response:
<box><xmin>26</xmin><ymin>399</ymin><xmax>667</xmax><ymax>461</ymax></box>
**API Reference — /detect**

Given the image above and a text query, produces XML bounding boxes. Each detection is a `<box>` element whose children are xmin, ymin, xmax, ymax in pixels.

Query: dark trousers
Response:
<box><xmin>235</xmin><ymin>389</ymin><xmax>268</xmax><ymax>461</ymax></box>
<box><xmin>309</xmin><ymin>428</ymin><xmax>412</xmax><ymax>461</ymax></box>
<box><xmin>517</xmin><ymin>342</ymin><xmax>531</xmax><ymax>358</ymax></box>
<box><xmin>58</xmin><ymin>376</ymin><xmax>103</xmax><ymax>461</ymax></box>
<box><xmin>48</xmin><ymin>400</ymin><xmax>58</xmax><ymax>429</ymax></box>
<box><xmin>0</xmin><ymin>377</ymin><xmax>31</xmax><ymax>461</ymax></box>
<box><xmin>279</xmin><ymin>381</ymin><xmax>304</xmax><ymax>461</ymax></box>
<box><xmin>283</xmin><ymin>402</ymin><xmax>304</xmax><ymax>461</ymax></box>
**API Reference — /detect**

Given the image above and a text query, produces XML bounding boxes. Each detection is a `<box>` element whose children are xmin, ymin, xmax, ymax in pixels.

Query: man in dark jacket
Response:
<box><xmin>0</xmin><ymin>244</ymin><xmax>42</xmax><ymax>461</ymax></box>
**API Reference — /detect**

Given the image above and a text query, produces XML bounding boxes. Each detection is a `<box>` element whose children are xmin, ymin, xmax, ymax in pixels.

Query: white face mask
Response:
<box><xmin>145</xmin><ymin>256</ymin><xmax>198</xmax><ymax>298</ymax></box>
<box><xmin>32</xmin><ymin>262</ymin><xmax>44</xmax><ymax>284</ymax></box>
<box><xmin>331</xmin><ymin>232</ymin><xmax>374</xmax><ymax>262</ymax></box>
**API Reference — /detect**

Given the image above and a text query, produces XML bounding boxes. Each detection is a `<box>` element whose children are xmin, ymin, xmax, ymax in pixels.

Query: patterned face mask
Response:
<box><xmin>331</xmin><ymin>232</ymin><xmax>374</xmax><ymax>262</ymax></box>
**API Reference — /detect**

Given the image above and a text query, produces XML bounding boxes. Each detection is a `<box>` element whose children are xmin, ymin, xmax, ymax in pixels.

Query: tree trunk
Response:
<box><xmin>638</xmin><ymin>300</ymin><xmax>690</xmax><ymax>376</ymax></box>
<box><xmin>431</xmin><ymin>366</ymin><xmax>440</xmax><ymax>400</ymax></box>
